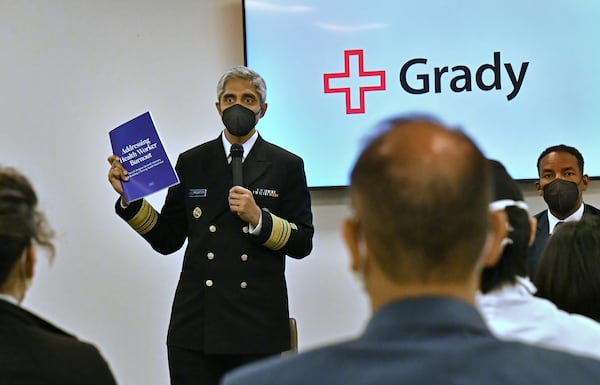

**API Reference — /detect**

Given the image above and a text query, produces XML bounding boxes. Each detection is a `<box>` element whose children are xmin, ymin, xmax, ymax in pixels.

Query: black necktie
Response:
<box><xmin>553</xmin><ymin>221</ymin><xmax>565</xmax><ymax>233</ymax></box>
<box><xmin>230</xmin><ymin>143</ymin><xmax>244</xmax><ymax>186</ymax></box>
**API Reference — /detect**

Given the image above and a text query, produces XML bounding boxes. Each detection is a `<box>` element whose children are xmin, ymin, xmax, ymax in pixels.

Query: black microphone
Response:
<box><xmin>230</xmin><ymin>143</ymin><xmax>244</xmax><ymax>186</ymax></box>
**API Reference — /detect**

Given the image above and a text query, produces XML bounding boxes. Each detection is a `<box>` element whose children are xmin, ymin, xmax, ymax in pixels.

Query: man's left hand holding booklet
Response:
<box><xmin>109</xmin><ymin>111</ymin><xmax>179</xmax><ymax>203</ymax></box>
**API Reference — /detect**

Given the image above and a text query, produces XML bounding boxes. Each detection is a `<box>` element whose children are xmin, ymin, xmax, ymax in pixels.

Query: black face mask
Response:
<box><xmin>222</xmin><ymin>104</ymin><xmax>258</xmax><ymax>137</ymax></box>
<box><xmin>542</xmin><ymin>178</ymin><xmax>580</xmax><ymax>218</ymax></box>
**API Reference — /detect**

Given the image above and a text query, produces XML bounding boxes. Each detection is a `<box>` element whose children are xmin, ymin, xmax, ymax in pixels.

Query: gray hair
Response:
<box><xmin>216</xmin><ymin>66</ymin><xmax>267</xmax><ymax>105</ymax></box>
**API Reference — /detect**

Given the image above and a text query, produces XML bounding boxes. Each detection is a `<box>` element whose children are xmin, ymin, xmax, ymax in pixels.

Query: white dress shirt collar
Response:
<box><xmin>221</xmin><ymin>130</ymin><xmax>259</xmax><ymax>163</ymax></box>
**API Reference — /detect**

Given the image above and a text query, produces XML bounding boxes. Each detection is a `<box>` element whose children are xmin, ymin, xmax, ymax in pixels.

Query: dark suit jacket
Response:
<box><xmin>528</xmin><ymin>203</ymin><xmax>600</xmax><ymax>279</ymax></box>
<box><xmin>222</xmin><ymin>297</ymin><xmax>600</xmax><ymax>385</ymax></box>
<box><xmin>116</xmin><ymin>134</ymin><xmax>314</xmax><ymax>354</ymax></box>
<box><xmin>0</xmin><ymin>299</ymin><xmax>117</xmax><ymax>385</ymax></box>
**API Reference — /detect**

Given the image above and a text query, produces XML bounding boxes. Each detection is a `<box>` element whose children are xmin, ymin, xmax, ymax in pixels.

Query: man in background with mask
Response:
<box><xmin>107</xmin><ymin>66</ymin><xmax>314</xmax><ymax>385</ymax></box>
<box><xmin>528</xmin><ymin>144</ymin><xmax>600</xmax><ymax>279</ymax></box>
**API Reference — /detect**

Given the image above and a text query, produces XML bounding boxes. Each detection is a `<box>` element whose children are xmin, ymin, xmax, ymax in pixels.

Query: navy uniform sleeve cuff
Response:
<box><xmin>114</xmin><ymin>198</ymin><xmax>143</xmax><ymax>220</ymax></box>
<box><xmin>114</xmin><ymin>198</ymin><xmax>159</xmax><ymax>235</ymax></box>
<box><xmin>257</xmin><ymin>209</ymin><xmax>297</xmax><ymax>251</ymax></box>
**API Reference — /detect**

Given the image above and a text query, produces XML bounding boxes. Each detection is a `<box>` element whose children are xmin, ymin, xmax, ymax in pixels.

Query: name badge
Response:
<box><xmin>189</xmin><ymin>188</ymin><xmax>207</xmax><ymax>198</ymax></box>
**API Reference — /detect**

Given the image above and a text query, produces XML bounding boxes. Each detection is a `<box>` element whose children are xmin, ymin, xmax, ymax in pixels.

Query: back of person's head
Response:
<box><xmin>534</xmin><ymin>217</ymin><xmax>600</xmax><ymax>321</ymax></box>
<box><xmin>537</xmin><ymin>144</ymin><xmax>584</xmax><ymax>175</ymax></box>
<box><xmin>0</xmin><ymin>167</ymin><xmax>54</xmax><ymax>291</ymax></box>
<box><xmin>348</xmin><ymin>115</ymin><xmax>490</xmax><ymax>285</ymax></box>
<box><xmin>480</xmin><ymin>160</ymin><xmax>533</xmax><ymax>293</ymax></box>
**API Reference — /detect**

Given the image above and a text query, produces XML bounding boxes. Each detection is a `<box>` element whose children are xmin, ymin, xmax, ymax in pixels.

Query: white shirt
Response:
<box><xmin>476</xmin><ymin>276</ymin><xmax>600</xmax><ymax>360</ymax></box>
<box><xmin>547</xmin><ymin>202</ymin><xmax>585</xmax><ymax>234</ymax></box>
<box><xmin>221</xmin><ymin>130</ymin><xmax>258</xmax><ymax>163</ymax></box>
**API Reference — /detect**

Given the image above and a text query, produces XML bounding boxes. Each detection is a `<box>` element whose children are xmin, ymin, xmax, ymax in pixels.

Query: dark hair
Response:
<box><xmin>533</xmin><ymin>217</ymin><xmax>600</xmax><ymax>321</ymax></box>
<box><xmin>349</xmin><ymin>115</ymin><xmax>490</xmax><ymax>283</ymax></box>
<box><xmin>480</xmin><ymin>206</ymin><xmax>530</xmax><ymax>293</ymax></box>
<box><xmin>536</xmin><ymin>144</ymin><xmax>584</xmax><ymax>175</ymax></box>
<box><xmin>0</xmin><ymin>167</ymin><xmax>55</xmax><ymax>285</ymax></box>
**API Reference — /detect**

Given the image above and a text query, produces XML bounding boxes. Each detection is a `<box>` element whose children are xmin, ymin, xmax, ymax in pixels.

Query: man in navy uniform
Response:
<box><xmin>221</xmin><ymin>116</ymin><xmax>600</xmax><ymax>385</ymax></box>
<box><xmin>108</xmin><ymin>66</ymin><xmax>314</xmax><ymax>385</ymax></box>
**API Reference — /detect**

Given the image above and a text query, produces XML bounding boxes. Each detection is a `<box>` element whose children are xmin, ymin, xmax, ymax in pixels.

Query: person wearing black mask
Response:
<box><xmin>107</xmin><ymin>66</ymin><xmax>314</xmax><ymax>385</ymax></box>
<box><xmin>527</xmin><ymin>144</ymin><xmax>600</xmax><ymax>278</ymax></box>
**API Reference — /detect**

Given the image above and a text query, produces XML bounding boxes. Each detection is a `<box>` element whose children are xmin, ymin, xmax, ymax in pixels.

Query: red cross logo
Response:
<box><xmin>323</xmin><ymin>49</ymin><xmax>386</xmax><ymax>114</ymax></box>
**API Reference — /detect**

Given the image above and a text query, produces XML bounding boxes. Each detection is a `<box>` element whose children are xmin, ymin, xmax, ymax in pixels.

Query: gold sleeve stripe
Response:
<box><xmin>263</xmin><ymin>212</ymin><xmax>293</xmax><ymax>251</ymax></box>
<box><xmin>127</xmin><ymin>199</ymin><xmax>158</xmax><ymax>235</ymax></box>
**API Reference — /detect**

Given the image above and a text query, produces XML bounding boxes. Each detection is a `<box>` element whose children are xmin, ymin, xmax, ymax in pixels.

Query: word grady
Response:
<box><xmin>399</xmin><ymin>52</ymin><xmax>529</xmax><ymax>100</ymax></box>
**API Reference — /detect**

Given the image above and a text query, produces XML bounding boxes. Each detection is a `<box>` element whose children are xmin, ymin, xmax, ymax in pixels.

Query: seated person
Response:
<box><xmin>221</xmin><ymin>115</ymin><xmax>600</xmax><ymax>385</ymax></box>
<box><xmin>534</xmin><ymin>216</ymin><xmax>600</xmax><ymax>322</ymax></box>
<box><xmin>477</xmin><ymin>160</ymin><xmax>600</xmax><ymax>359</ymax></box>
<box><xmin>0</xmin><ymin>166</ymin><xmax>118</xmax><ymax>385</ymax></box>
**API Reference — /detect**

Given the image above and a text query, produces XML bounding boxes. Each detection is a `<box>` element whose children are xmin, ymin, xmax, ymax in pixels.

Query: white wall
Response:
<box><xmin>1</xmin><ymin>2</ymin><xmax>600</xmax><ymax>385</ymax></box>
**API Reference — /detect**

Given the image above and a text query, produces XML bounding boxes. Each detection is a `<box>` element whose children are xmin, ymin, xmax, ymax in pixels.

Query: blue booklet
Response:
<box><xmin>109</xmin><ymin>112</ymin><xmax>179</xmax><ymax>202</ymax></box>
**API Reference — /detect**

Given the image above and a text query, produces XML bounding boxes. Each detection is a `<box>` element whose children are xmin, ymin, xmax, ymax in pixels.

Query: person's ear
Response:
<box><xmin>482</xmin><ymin>210</ymin><xmax>508</xmax><ymax>268</ymax></box>
<box><xmin>215</xmin><ymin>102</ymin><xmax>222</xmax><ymax>116</ymax></box>
<box><xmin>342</xmin><ymin>217</ymin><xmax>360</xmax><ymax>272</ymax></box>
<box><xmin>581</xmin><ymin>174</ymin><xmax>589</xmax><ymax>192</ymax></box>
<box><xmin>528</xmin><ymin>216</ymin><xmax>537</xmax><ymax>246</ymax></box>
<box><xmin>23</xmin><ymin>244</ymin><xmax>36</xmax><ymax>280</ymax></box>
<box><xmin>342</xmin><ymin>217</ymin><xmax>361</xmax><ymax>272</ymax></box>
<box><xmin>259</xmin><ymin>102</ymin><xmax>268</xmax><ymax>118</ymax></box>
<box><xmin>534</xmin><ymin>180</ymin><xmax>543</xmax><ymax>196</ymax></box>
